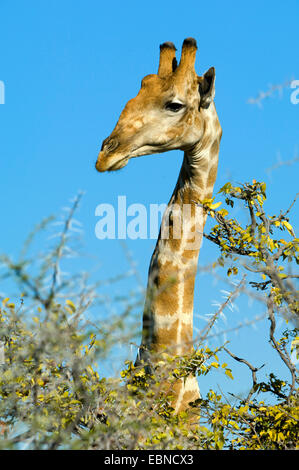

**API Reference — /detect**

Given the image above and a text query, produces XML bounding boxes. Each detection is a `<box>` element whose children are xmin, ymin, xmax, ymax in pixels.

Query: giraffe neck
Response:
<box><xmin>136</xmin><ymin>106</ymin><xmax>221</xmax><ymax>412</ymax></box>
<box><xmin>140</xmin><ymin>110</ymin><xmax>220</xmax><ymax>354</ymax></box>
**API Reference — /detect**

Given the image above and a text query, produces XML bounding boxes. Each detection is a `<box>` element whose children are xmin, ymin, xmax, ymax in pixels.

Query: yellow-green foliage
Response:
<box><xmin>0</xmin><ymin>187</ymin><xmax>298</xmax><ymax>449</ymax></box>
<box><xmin>0</xmin><ymin>299</ymin><xmax>297</xmax><ymax>450</ymax></box>
<box><xmin>201</xmin><ymin>181</ymin><xmax>299</xmax><ymax>319</ymax></box>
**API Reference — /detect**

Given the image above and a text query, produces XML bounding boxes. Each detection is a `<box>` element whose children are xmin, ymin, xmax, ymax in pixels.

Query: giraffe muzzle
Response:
<box><xmin>95</xmin><ymin>150</ymin><xmax>129</xmax><ymax>172</ymax></box>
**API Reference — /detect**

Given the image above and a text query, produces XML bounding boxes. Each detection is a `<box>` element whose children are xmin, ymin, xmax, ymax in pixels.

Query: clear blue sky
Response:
<box><xmin>0</xmin><ymin>0</ymin><xmax>298</xmax><ymax>396</ymax></box>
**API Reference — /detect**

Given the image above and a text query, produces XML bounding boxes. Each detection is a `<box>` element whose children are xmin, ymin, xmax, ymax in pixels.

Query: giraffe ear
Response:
<box><xmin>198</xmin><ymin>67</ymin><xmax>216</xmax><ymax>109</ymax></box>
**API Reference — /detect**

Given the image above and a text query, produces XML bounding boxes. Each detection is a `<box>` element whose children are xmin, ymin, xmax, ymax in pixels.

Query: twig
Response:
<box><xmin>198</xmin><ymin>276</ymin><xmax>246</xmax><ymax>343</ymax></box>
<box><xmin>46</xmin><ymin>193</ymin><xmax>83</xmax><ymax>308</ymax></box>
<box><xmin>223</xmin><ymin>347</ymin><xmax>263</xmax><ymax>402</ymax></box>
<box><xmin>267</xmin><ymin>295</ymin><xmax>297</xmax><ymax>401</ymax></box>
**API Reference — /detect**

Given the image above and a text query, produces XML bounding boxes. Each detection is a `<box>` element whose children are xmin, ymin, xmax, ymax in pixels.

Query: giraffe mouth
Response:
<box><xmin>95</xmin><ymin>153</ymin><xmax>130</xmax><ymax>172</ymax></box>
<box><xmin>107</xmin><ymin>156</ymin><xmax>129</xmax><ymax>171</ymax></box>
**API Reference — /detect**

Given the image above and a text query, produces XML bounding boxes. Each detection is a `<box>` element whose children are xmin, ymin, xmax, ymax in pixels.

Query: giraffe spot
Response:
<box><xmin>199</xmin><ymin>159</ymin><xmax>209</xmax><ymax>173</ymax></box>
<box><xmin>166</xmin><ymin>129</ymin><xmax>178</xmax><ymax>140</ymax></box>
<box><xmin>179</xmin><ymin>323</ymin><xmax>193</xmax><ymax>354</ymax></box>
<box><xmin>175</xmin><ymin>124</ymin><xmax>185</xmax><ymax>136</ymax></box>
<box><xmin>182</xmin><ymin>247</ymin><xmax>199</xmax><ymax>261</ymax></box>
<box><xmin>193</xmin><ymin>174</ymin><xmax>205</xmax><ymax>190</ymax></box>
<box><xmin>210</xmin><ymin>139</ymin><xmax>219</xmax><ymax>159</ymax></box>
<box><xmin>153</xmin><ymin>319</ymin><xmax>180</xmax><ymax>349</ymax></box>
<box><xmin>182</xmin><ymin>275</ymin><xmax>196</xmax><ymax>313</ymax></box>
<box><xmin>154</xmin><ymin>260</ymin><xmax>179</xmax><ymax>316</ymax></box>
<box><xmin>207</xmin><ymin>162</ymin><xmax>218</xmax><ymax>189</ymax></box>
<box><xmin>200</xmin><ymin>133</ymin><xmax>214</xmax><ymax>149</ymax></box>
<box><xmin>178</xmin><ymin>389</ymin><xmax>200</xmax><ymax>412</ymax></box>
<box><xmin>125</xmin><ymin>123</ymin><xmax>136</xmax><ymax>133</ymax></box>
<box><xmin>163</xmin><ymin>209</ymin><xmax>183</xmax><ymax>248</ymax></box>
<box><xmin>194</xmin><ymin>115</ymin><xmax>203</xmax><ymax>128</ymax></box>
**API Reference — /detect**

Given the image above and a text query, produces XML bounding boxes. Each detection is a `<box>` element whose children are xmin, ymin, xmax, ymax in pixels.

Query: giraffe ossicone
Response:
<box><xmin>96</xmin><ymin>37</ymin><xmax>222</xmax><ymax>413</ymax></box>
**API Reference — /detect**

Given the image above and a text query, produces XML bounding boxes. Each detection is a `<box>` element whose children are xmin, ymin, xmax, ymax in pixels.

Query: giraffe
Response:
<box><xmin>95</xmin><ymin>38</ymin><xmax>222</xmax><ymax>413</ymax></box>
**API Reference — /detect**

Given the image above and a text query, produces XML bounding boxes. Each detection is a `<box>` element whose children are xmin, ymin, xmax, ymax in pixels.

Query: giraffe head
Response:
<box><xmin>96</xmin><ymin>38</ymin><xmax>218</xmax><ymax>172</ymax></box>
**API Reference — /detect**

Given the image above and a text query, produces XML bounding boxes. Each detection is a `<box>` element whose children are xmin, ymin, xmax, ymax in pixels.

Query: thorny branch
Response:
<box><xmin>267</xmin><ymin>295</ymin><xmax>298</xmax><ymax>402</ymax></box>
<box><xmin>223</xmin><ymin>347</ymin><xmax>262</xmax><ymax>403</ymax></box>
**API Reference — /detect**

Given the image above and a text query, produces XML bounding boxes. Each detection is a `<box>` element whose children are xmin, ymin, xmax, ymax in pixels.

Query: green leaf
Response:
<box><xmin>225</xmin><ymin>369</ymin><xmax>234</xmax><ymax>380</ymax></box>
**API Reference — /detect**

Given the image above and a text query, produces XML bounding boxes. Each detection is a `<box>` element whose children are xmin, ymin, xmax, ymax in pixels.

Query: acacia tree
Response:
<box><xmin>0</xmin><ymin>184</ymin><xmax>298</xmax><ymax>450</ymax></box>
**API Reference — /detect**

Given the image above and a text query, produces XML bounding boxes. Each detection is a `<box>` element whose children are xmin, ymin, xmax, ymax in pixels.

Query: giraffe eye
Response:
<box><xmin>165</xmin><ymin>101</ymin><xmax>185</xmax><ymax>112</ymax></box>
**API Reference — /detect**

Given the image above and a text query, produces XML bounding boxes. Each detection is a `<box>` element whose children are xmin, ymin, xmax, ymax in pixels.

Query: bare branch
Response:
<box><xmin>267</xmin><ymin>295</ymin><xmax>297</xmax><ymax>401</ymax></box>
<box><xmin>224</xmin><ymin>347</ymin><xmax>263</xmax><ymax>402</ymax></box>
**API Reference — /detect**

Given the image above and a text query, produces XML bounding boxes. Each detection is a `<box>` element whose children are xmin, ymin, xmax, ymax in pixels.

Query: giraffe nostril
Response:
<box><xmin>101</xmin><ymin>137</ymin><xmax>119</xmax><ymax>153</ymax></box>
